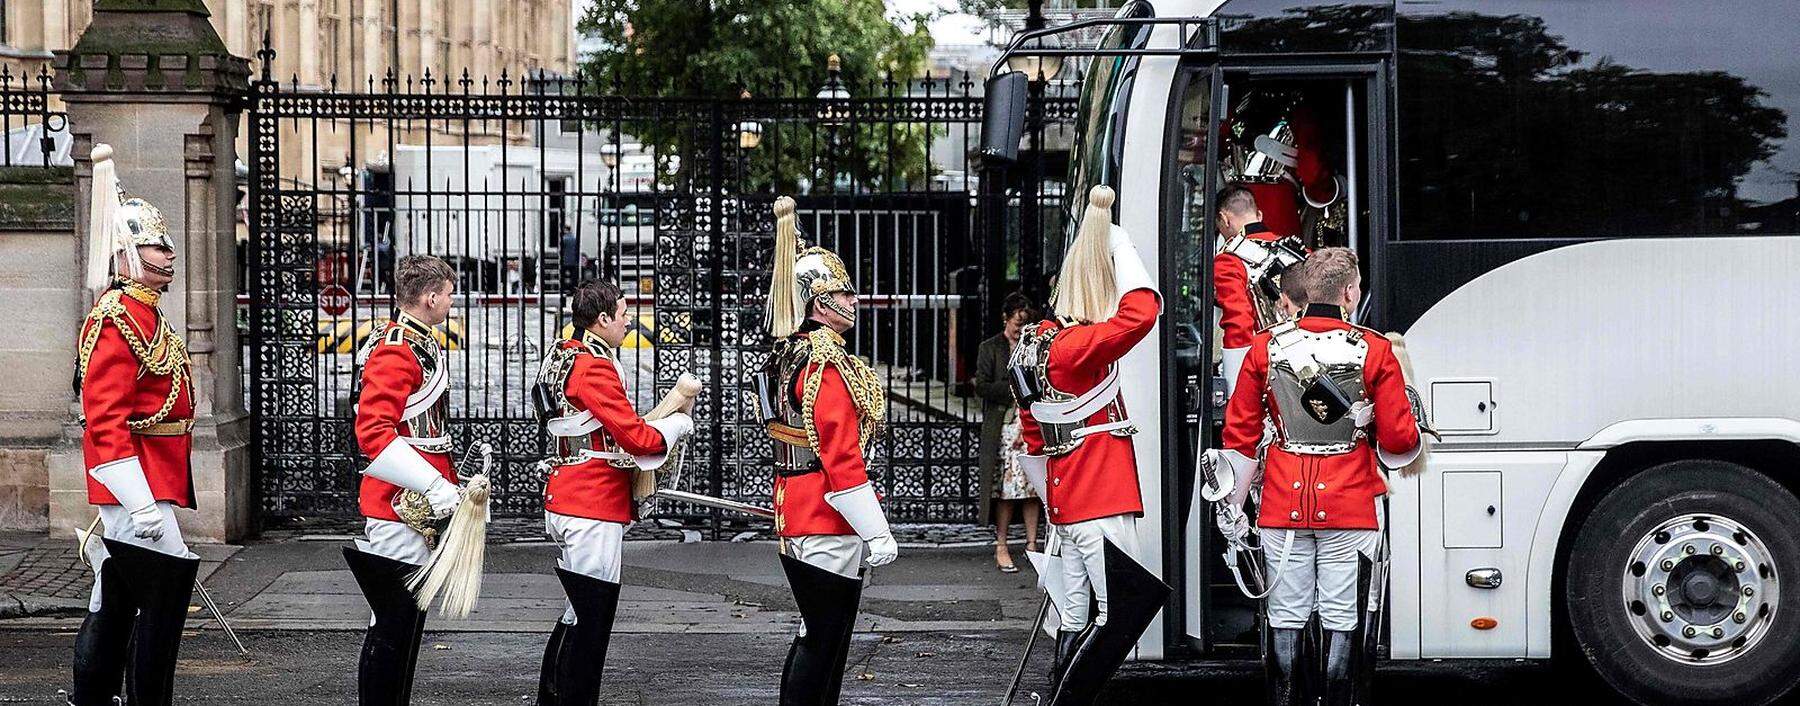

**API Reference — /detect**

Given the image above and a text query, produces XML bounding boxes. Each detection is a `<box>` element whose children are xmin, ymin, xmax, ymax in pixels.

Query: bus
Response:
<box><xmin>986</xmin><ymin>1</ymin><xmax>1800</xmax><ymax>703</ymax></box>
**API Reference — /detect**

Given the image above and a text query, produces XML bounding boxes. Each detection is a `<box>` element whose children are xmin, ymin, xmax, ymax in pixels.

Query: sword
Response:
<box><xmin>654</xmin><ymin>489</ymin><xmax>775</xmax><ymax>519</ymax></box>
<box><xmin>194</xmin><ymin>578</ymin><xmax>248</xmax><ymax>655</ymax></box>
<box><xmin>1001</xmin><ymin>594</ymin><xmax>1053</xmax><ymax>706</ymax></box>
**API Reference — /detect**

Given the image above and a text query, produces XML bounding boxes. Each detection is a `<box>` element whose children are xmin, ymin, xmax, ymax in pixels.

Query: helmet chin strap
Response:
<box><xmin>818</xmin><ymin>295</ymin><xmax>856</xmax><ymax>327</ymax></box>
<box><xmin>141</xmin><ymin>260</ymin><xmax>176</xmax><ymax>279</ymax></box>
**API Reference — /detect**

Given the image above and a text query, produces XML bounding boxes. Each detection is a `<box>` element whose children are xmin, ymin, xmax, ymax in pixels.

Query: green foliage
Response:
<box><xmin>578</xmin><ymin>0</ymin><xmax>940</xmax><ymax>193</ymax></box>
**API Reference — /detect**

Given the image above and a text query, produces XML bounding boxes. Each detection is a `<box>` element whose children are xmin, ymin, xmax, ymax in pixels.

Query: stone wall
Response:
<box><xmin>0</xmin><ymin>165</ymin><xmax>77</xmax><ymax>531</ymax></box>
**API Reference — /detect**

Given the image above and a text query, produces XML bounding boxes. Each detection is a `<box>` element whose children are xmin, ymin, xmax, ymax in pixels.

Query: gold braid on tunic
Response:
<box><xmin>798</xmin><ymin>328</ymin><xmax>887</xmax><ymax>453</ymax></box>
<box><xmin>75</xmin><ymin>280</ymin><xmax>191</xmax><ymax>430</ymax></box>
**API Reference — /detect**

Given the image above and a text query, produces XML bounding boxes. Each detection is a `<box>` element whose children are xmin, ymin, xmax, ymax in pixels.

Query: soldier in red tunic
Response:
<box><xmin>345</xmin><ymin>254</ymin><xmax>467</xmax><ymax>703</ymax></box>
<box><xmin>532</xmin><ymin>278</ymin><xmax>693</xmax><ymax>704</ymax></box>
<box><xmin>63</xmin><ymin>144</ymin><xmax>200</xmax><ymax>706</ymax></box>
<box><xmin>756</xmin><ymin>196</ymin><xmax>897</xmax><ymax>705</ymax></box>
<box><xmin>1214</xmin><ymin>248</ymin><xmax>1429</xmax><ymax>706</ymax></box>
<box><xmin>1214</xmin><ymin>184</ymin><xmax>1307</xmax><ymax>396</ymax></box>
<box><xmin>1008</xmin><ymin>186</ymin><xmax>1170</xmax><ymax>705</ymax></box>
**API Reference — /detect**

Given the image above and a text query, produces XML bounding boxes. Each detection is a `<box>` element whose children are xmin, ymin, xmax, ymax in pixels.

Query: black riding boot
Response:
<box><xmin>1045</xmin><ymin>540</ymin><xmax>1172</xmax><ymax>706</ymax></box>
<box><xmin>535</xmin><ymin>619</ymin><xmax>571</xmax><ymax>705</ymax></box>
<box><xmin>1266</xmin><ymin>627</ymin><xmax>1304</xmax><ymax>706</ymax></box>
<box><xmin>107</xmin><ymin>539</ymin><xmax>199</xmax><ymax>706</ymax></box>
<box><xmin>777</xmin><ymin>554</ymin><xmax>864</xmax><ymax>706</ymax></box>
<box><xmin>1049</xmin><ymin>628</ymin><xmax>1085</xmax><ymax>692</ymax></box>
<box><xmin>344</xmin><ymin>547</ymin><xmax>429</xmax><ymax>706</ymax></box>
<box><xmin>551</xmin><ymin>568</ymin><xmax>622</xmax><ymax>705</ymax></box>
<box><xmin>65</xmin><ymin>546</ymin><xmax>137</xmax><ymax>706</ymax></box>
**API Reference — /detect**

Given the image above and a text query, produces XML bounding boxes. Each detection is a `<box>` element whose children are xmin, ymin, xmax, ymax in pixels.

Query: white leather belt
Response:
<box><xmin>402</xmin><ymin>435</ymin><xmax>450</xmax><ymax>448</ymax></box>
<box><xmin>1030</xmin><ymin>365</ymin><xmax>1121</xmax><ymax>424</ymax></box>
<box><xmin>546</xmin><ymin>410</ymin><xmax>603</xmax><ymax>437</ymax></box>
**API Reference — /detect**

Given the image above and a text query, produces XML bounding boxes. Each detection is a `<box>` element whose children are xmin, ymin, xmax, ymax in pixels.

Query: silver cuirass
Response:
<box><xmin>1009</xmin><ymin>321</ymin><xmax>1134</xmax><ymax>457</ymax></box>
<box><xmin>1266</xmin><ymin>322</ymin><xmax>1369</xmax><ymax>455</ymax></box>
<box><xmin>1223</xmin><ymin>234</ymin><xmax>1307</xmax><ymax>332</ymax></box>
<box><xmin>534</xmin><ymin>338</ymin><xmax>630</xmax><ymax>467</ymax></box>
<box><xmin>757</xmin><ymin>338</ymin><xmax>820</xmax><ymax>474</ymax></box>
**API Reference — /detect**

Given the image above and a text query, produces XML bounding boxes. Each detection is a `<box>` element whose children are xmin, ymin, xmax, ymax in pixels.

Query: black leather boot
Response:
<box><xmin>535</xmin><ymin>619</ymin><xmax>570</xmax><ymax>705</ymax></box>
<box><xmin>777</xmin><ymin>554</ymin><xmax>865</xmax><ymax>706</ymax></box>
<box><xmin>1266</xmin><ymin>627</ymin><xmax>1304</xmax><ymax>706</ymax></box>
<box><xmin>106</xmin><ymin>539</ymin><xmax>199</xmax><ymax>706</ymax></box>
<box><xmin>65</xmin><ymin>545</ymin><xmax>137</xmax><ymax>706</ymax></box>
<box><xmin>550</xmin><ymin>568</ymin><xmax>622</xmax><ymax>705</ymax></box>
<box><xmin>344</xmin><ymin>547</ymin><xmax>429</xmax><ymax>706</ymax></box>
<box><xmin>1045</xmin><ymin>540</ymin><xmax>1171</xmax><ymax>706</ymax></box>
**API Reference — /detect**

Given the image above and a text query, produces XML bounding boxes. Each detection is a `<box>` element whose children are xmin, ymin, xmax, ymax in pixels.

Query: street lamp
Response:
<box><xmin>599</xmin><ymin>142</ymin><xmax>620</xmax><ymax>169</ymax></box>
<box><xmin>815</xmin><ymin>53</ymin><xmax>851</xmax><ymax>126</ymax></box>
<box><xmin>737</xmin><ymin>90</ymin><xmax>764</xmax><ymax>150</ymax></box>
<box><xmin>1005</xmin><ymin>0</ymin><xmax>1062</xmax><ymax>83</ymax></box>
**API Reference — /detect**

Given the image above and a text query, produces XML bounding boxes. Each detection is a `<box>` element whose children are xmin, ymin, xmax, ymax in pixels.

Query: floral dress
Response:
<box><xmin>997</xmin><ymin>408</ymin><xmax>1035</xmax><ymax>500</ymax></box>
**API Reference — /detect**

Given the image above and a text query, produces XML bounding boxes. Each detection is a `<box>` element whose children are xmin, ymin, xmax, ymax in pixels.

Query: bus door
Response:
<box><xmin>1168</xmin><ymin>61</ymin><xmax>1390</xmax><ymax>655</ymax></box>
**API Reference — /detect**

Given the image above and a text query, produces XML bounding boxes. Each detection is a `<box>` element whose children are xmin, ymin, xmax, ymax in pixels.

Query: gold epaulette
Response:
<box><xmin>798</xmin><ymin>328</ymin><xmax>888</xmax><ymax>451</ymax></box>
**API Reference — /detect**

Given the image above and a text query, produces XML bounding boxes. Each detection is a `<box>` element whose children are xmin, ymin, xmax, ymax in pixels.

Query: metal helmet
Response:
<box><xmin>85</xmin><ymin>143</ymin><xmax>176</xmax><ymax>290</ymax></box>
<box><xmin>768</xmin><ymin>197</ymin><xmax>856</xmax><ymax>337</ymax></box>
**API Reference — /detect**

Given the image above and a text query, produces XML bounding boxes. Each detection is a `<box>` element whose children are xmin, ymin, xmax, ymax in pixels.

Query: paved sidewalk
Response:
<box><xmin>0</xmin><ymin>531</ymin><xmax>1044</xmax><ymax>635</ymax></box>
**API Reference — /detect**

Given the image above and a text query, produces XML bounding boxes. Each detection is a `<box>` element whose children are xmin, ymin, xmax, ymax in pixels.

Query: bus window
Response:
<box><xmin>1397</xmin><ymin>1</ymin><xmax>1800</xmax><ymax>240</ymax></box>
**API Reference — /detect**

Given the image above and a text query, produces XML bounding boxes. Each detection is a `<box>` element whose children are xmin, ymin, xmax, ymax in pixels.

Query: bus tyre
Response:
<box><xmin>1566</xmin><ymin>460</ymin><xmax>1800</xmax><ymax>706</ymax></box>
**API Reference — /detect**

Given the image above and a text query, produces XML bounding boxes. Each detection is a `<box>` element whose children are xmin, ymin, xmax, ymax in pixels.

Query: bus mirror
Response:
<box><xmin>979</xmin><ymin>71</ymin><xmax>1030</xmax><ymax>164</ymax></box>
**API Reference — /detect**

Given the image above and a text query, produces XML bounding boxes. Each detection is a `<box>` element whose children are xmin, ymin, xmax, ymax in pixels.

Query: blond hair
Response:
<box><xmin>1049</xmin><ymin>185</ymin><xmax>1119</xmax><ymax>324</ymax></box>
<box><xmin>1296</xmin><ymin>247</ymin><xmax>1359</xmax><ymax>305</ymax></box>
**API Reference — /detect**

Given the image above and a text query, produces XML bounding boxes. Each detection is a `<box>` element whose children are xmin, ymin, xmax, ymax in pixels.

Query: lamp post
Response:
<box><xmin>816</xmin><ymin>53</ymin><xmax>850</xmax><ymax>192</ymax></box>
<box><xmin>1015</xmin><ymin>0</ymin><xmax>1056</xmax><ymax>305</ymax></box>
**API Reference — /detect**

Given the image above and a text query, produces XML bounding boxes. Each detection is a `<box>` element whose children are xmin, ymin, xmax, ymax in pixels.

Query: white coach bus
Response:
<box><xmin>988</xmin><ymin>1</ymin><xmax>1800</xmax><ymax>703</ymax></box>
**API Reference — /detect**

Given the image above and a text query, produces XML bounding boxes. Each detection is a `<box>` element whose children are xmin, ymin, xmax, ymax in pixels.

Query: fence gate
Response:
<box><xmin>245</xmin><ymin>45</ymin><xmax>1079</xmax><ymax>535</ymax></box>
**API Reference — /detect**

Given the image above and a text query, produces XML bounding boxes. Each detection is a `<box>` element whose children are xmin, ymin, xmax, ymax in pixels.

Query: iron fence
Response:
<box><xmin>245</xmin><ymin>43</ymin><xmax>1079</xmax><ymax>534</ymax></box>
<box><xmin>0</xmin><ymin>64</ymin><xmax>69</xmax><ymax>167</ymax></box>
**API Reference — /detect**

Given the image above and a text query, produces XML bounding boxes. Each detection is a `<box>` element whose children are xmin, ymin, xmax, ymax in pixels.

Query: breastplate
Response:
<box><xmin>399</xmin><ymin>334</ymin><xmax>454</xmax><ymax>454</ymax></box>
<box><xmin>757</xmin><ymin>338</ymin><xmax>819</xmax><ymax>474</ymax></box>
<box><xmin>1225</xmin><ymin>235</ymin><xmax>1307</xmax><ymax>332</ymax></box>
<box><xmin>535</xmin><ymin>340</ymin><xmax>629</xmax><ymax>467</ymax></box>
<box><xmin>1266</xmin><ymin>322</ymin><xmax>1369</xmax><ymax>455</ymax></box>
<box><xmin>1011</xmin><ymin>322</ymin><xmax>1134</xmax><ymax>457</ymax></box>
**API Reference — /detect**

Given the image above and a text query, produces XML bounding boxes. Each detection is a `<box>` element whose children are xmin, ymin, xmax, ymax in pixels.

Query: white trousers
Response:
<box><xmin>546</xmin><ymin>511</ymin><xmax>627</xmax><ymax>625</ymax></box>
<box><xmin>780</xmin><ymin>534</ymin><xmax>865</xmax><ymax>579</ymax></box>
<box><xmin>1055</xmin><ymin>514</ymin><xmax>1139</xmax><ymax>631</ymax></box>
<box><xmin>1262</xmin><ymin>528</ymin><xmax>1380</xmax><ymax>631</ymax></box>
<box><xmin>356</xmin><ymin>518</ymin><xmax>431</xmax><ymax>566</ymax></box>
<box><xmin>85</xmin><ymin>503</ymin><xmax>196</xmax><ymax>612</ymax></box>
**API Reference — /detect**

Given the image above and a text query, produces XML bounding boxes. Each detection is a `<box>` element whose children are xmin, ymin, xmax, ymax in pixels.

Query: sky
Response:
<box><xmin>886</xmin><ymin>0</ymin><xmax>991</xmax><ymax>46</ymax></box>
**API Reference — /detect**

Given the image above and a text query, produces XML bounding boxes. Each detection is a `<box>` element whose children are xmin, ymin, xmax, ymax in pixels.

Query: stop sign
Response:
<box><xmin>318</xmin><ymin>284</ymin><xmax>352</xmax><ymax>317</ymax></box>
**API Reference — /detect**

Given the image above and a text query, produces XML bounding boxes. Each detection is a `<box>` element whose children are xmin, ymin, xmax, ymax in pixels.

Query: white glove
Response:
<box><xmin>89</xmin><ymin>457</ymin><xmax>167</xmax><ymax>541</ymax></box>
<box><xmin>1349</xmin><ymin>400</ymin><xmax>1374</xmax><ymax>428</ymax></box>
<box><xmin>364</xmin><ymin>438</ymin><xmax>460</xmax><ymax>518</ymax></box>
<box><xmin>1253</xmin><ymin>134</ymin><xmax>1300</xmax><ymax>168</ymax></box>
<box><xmin>864</xmin><ymin>533</ymin><xmax>899</xmax><ymax>568</ymax></box>
<box><xmin>825</xmin><ymin>482</ymin><xmax>899</xmax><ymax>567</ymax></box>
<box><xmin>1107</xmin><ymin>225</ymin><xmax>1159</xmax><ymax>296</ymax></box>
<box><xmin>1215</xmin><ymin>501</ymin><xmax>1251</xmax><ymax>546</ymax></box>
<box><xmin>421</xmin><ymin>477</ymin><xmax>461</xmax><ymax>518</ymax></box>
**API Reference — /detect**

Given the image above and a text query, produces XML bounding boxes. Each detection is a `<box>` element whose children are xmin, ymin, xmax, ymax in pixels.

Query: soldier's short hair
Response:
<box><xmin>571</xmin><ymin>278</ymin><xmax>624</xmax><ymax>330</ymax></box>
<box><xmin>1298</xmin><ymin>247</ymin><xmax>1360</xmax><ymax>302</ymax></box>
<box><xmin>394</xmin><ymin>255</ymin><xmax>455</xmax><ymax>306</ymax></box>
<box><xmin>1280</xmin><ymin>258</ymin><xmax>1311</xmax><ymax>307</ymax></box>
<box><xmin>1217</xmin><ymin>184</ymin><xmax>1258</xmax><ymax>217</ymax></box>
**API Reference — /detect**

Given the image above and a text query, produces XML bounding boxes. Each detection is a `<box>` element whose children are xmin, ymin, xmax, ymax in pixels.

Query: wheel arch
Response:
<box><xmin>1548</xmin><ymin>436</ymin><xmax>1800</xmax><ymax>660</ymax></box>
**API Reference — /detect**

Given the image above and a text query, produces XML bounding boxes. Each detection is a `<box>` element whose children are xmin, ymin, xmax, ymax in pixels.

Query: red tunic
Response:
<box><xmin>773</xmin><ymin>363</ymin><xmax>871</xmax><ymax>537</ymax></box>
<box><xmin>1213</xmin><ymin>226</ymin><xmax>1285</xmax><ymax>350</ymax></box>
<box><xmin>1042</xmin><ymin>289</ymin><xmax>1161</xmax><ymax>525</ymax></box>
<box><xmin>354</xmin><ymin>321</ymin><xmax>456</xmax><ymax>521</ymax></box>
<box><xmin>1222</xmin><ymin>315</ymin><xmax>1420</xmax><ymax>530</ymax></box>
<box><xmin>544</xmin><ymin>338</ymin><xmax>668</xmax><ymax>523</ymax></box>
<box><xmin>80</xmin><ymin>288</ymin><xmax>195</xmax><ymax>507</ymax></box>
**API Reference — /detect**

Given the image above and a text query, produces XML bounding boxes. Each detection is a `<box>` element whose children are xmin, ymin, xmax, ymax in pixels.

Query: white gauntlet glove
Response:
<box><xmin>826</xmin><ymin>482</ymin><xmax>898</xmax><ymax>567</ymax></box>
<box><xmin>90</xmin><ymin>458</ymin><xmax>168</xmax><ymax>542</ymax></box>
<box><xmin>1216</xmin><ymin>501</ymin><xmax>1251</xmax><ymax>546</ymax></box>
<box><xmin>364</xmin><ymin>438</ymin><xmax>460</xmax><ymax>518</ymax></box>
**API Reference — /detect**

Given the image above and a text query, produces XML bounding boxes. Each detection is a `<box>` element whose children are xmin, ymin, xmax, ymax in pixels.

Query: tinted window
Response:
<box><xmin>1216</xmin><ymin>0</ymin><xmax>1393</xmax><ymax>55</ymax></box>
<box><xmin>1063</xmin><ymin>1</ymin><xmax>1153</xmax><ymax>236</ymax></box>
<box><xmin>1397</xmin><ymin>1</ymin><xmax>1799</xmax><ymax>239</ymax></box>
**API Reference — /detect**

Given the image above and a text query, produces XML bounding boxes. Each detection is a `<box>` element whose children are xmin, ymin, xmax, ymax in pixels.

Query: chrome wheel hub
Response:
<box><xmin>1621</xmin><ymin>513</ymin><xmax>1777</xmax><ymax>664</ymax></box>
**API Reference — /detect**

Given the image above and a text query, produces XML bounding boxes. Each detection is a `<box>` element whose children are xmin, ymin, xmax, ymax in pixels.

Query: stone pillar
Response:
<box><xmin>47</xmin><ymin>0</ymin><xmax>253</xmax><ymax>543</ymax></box>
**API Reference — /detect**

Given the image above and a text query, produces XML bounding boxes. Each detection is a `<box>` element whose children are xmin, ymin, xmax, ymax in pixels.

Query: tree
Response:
<box><xmin>578</xmin><ymin>0</ymin><xmax>938</xmax><ymax>193</ymax></box>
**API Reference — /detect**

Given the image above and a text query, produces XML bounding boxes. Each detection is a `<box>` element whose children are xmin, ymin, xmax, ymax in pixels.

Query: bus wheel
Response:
<box><xmin>1566</xmin><ymin>459</ymin><xmax>1800</xmax><ymax>705</ymax></box>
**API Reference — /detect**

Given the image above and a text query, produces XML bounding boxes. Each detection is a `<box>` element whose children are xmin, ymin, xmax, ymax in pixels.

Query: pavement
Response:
<box><xmin>0</xmin><ymin>528</ymin><xmax>1606</xmax><ymax>704</ymax></box>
